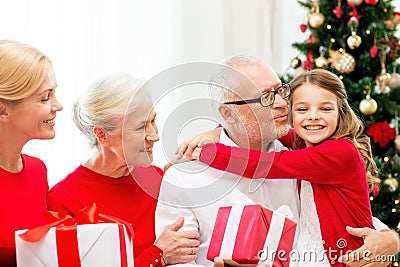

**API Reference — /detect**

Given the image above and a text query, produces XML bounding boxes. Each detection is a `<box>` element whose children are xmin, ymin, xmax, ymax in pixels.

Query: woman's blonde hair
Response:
<box><xmin>290</xmin><ymin>69</ymin><xmax>379</xmax><ymax>186</ymax></box>
<box><xmin>72</xmin><ymin>73</ymin><xmax>145</xmax><ymax>148</ymax></box>
<box><xmin>0</xmin><ymin>40</ymin><xmax>52</xmax><ymax>104</ymax></box>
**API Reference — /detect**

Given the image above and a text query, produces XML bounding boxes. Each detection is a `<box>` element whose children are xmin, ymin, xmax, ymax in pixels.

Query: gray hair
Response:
<box><xmin>72</xmin><ymin>73</ymin><xmax>145</xmax><ymax>148</ymax></box>
<box><xmin>208</xmin><ymin>55</ymin><xmax>262</xmax><ymax>109</ymax></box>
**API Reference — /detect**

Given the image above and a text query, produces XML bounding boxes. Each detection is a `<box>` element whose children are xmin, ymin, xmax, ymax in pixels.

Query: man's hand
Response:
<box><xmin>338</xmin><ymin>226</ymin><xmax>400</xmax><ymax>266</ymax></box>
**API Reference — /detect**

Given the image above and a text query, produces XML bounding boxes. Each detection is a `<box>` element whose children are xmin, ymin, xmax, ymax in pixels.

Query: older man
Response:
<box><xmin>155</xmin><ymin>55</ymin><xmax>399</xmax><ymax>267</ymax></box>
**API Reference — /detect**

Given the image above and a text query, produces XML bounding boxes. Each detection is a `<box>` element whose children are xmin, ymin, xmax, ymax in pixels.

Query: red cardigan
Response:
<box><xmin>200</xmin><ymin>139</ymin><xmax>374</xmax><ymax>266</ymax></box>
<box><xmin>47</xmin><ymin>165</ymin><xmax>164</xmax><ymax>267</ymax></box>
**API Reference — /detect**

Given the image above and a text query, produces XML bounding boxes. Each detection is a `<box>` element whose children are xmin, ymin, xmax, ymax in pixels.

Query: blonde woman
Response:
<box><xmin>0</xmin><ymin>40</ymin><xmax>63</xmax><ymax>266</ymax></box>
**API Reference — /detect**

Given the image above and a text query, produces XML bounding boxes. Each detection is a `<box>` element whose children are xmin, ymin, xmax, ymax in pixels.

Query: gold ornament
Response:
<box><xmin>359</xmin><ymin>95</ymin><xmax>377</xmax><ymax>115</ymax></box>
<box><xmin>376</xmin><ymin>48</ymin><xmax>391</xmax><ymax>92</ymax></box>
<box><xmin>395</xmin><ymin>135</ymin><xmax>400</xmax><ymax>152</ymax></box>
<box><xmin>384</xmin><ymin>13</ymin><xmax>400</xmax><ymax>30</ymax></box>
<box><xmin>309</xmin><ymin>2</ymin><xmax>325</xmax><ymax>28</ymax></box>
<box><xmin>348</xmin><ymin>0</ymin><xmax>363</xmax><ymax>5</ymax></box>
<box><xmin>290</xmin><ymin>57</ymin><xmax>302</xmax><ymax>68</ymax></box>
<box><xmin>309</xmin><ymin>13</ymin><xmax>325</xmax><ymax>28</ymax></box>
<box><xmin>347</xmin><ymin>33</ymin><xmax>362</xmax><ymax>49</ymax></box>
<box><xmin>383</xmin><ymin>176</ymin><xmax>399</xmax><ymax>193</ymax></box>
<box><xmin>388</xmin><ymin>73</ymin><xmax>400</xmax><ymax>89</ymax></box>
<box><xmin>315</xmin><ymin>46</ymin><xmax>328</xmax><ymax>68</ymax></box>
<box><xmin>315</xmin><ymin>56</ymin><xmax>328</xmax><ymax>68</ymax></box>
<box><xmin>375</xmin><ymin>72</ymin><xmax>391</xmax><ymax>92</ymax></box>
<box><xmin>347</xmin><ymin>17</ymin><xmax>361</xmax><ymax>49</ymax></box>
<box><xmin>329</xmin><ymin>50</ymin><xmax>356</xmax><ymax>74</ymax></box>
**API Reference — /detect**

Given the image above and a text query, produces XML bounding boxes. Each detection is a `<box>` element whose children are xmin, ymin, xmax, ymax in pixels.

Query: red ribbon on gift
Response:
<box><xmin>19</xmin><ymin>203</ymin><xmax>134</xmax><ymax>267</ymax></box>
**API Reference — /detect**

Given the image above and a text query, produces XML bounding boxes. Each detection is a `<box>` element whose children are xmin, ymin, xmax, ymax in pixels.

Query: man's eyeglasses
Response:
<box><xmin>224</xmin><ymin>84</ymin><xmax>291</xmax><ymax>107</ymax></box>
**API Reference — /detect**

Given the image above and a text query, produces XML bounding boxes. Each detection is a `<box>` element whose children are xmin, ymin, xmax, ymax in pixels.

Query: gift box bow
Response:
<box><xmin>19</xmin><ymin>202</ymin><xmax>134</xmax><ymax>243</ymax></box>
<box><xmin>16</xmin><ymin>202</ymin><xmax>135</xmax><ymax>267</ymax></box>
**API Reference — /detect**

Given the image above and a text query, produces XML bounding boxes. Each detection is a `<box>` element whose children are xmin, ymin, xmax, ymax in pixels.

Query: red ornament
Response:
<box><xmin>372</xmin><ymin>184</ymin><xmax>380</xmax><ymax>197</ymax></box>
<box><xmin>300</xmin><ymin>23</ymin><xmax>307</xmax><ymax>33</ymax></box>
<box><xmin>335</xmin><ymin>6</ymin><xmax>342</xmax><ymax>19</ymax></box>
<box><xmin>364</xmin><ymin>0</ymin><xmax>378</xmax><ymax>5</ymax></box>
<box><xmin>302</xmin><ymin>59</ymin><xmax>313</xmax><ymax>70</ymax></box>
<box><xmin>366</xmin><ymin>121</ymin><xmax>397</xmax><ymax>148</ymax></box>
<box><xmin>370</xmin><ymin>45</ymin><xmax>378</xmax><ymax>58</ymax></box>
<box><xmin>306</xmin><ymin>34</ymin><xmax>319</xmax><ymax>44</ymax></box>
<box><xmin>347</xmin><ymin>2</ymin><xmax>361</xmax><ymax>21</ymax></box>
<box><xmin>302</xmin><ymin>49</ymin><xmax>314</xmax><ymax>70</ymax></box>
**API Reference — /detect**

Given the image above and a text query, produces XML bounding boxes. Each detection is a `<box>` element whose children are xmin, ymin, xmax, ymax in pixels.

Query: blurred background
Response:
<box><xmin>0</xmin><ymin>0</ymin><xmax>308</xmax><ymax>185</ymax></box>
<box><xmin>0</xmin><ymin>0</ymin><xmax>399</xmax><ymax>187</ymax></box>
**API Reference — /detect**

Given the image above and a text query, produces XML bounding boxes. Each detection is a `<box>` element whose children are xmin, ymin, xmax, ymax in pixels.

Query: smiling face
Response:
<box><xmin>229</xmin><ymin>63</ymin><xmax>290</xmax><ymax>150</ymax></box>
<box><xmin>291</xmin><ymin>83</ymin><xmax>339</xmax><ymax>147</ymax></box>
<box><xmin>4</xmin><ymin>69</ymin><xmax>63</xmax><ymax>142</ymax></box>
<box><xmin>122</xmin><ymin>95</ymin><xmax>159</xmax><ymax>167</ymax></box>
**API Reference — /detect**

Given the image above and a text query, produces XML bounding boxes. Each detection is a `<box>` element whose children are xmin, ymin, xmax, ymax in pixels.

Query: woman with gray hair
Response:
<box><xmin>47</xmin><ymin>73</ymin><xmax>200</xmax><ymax>267</ymax></box>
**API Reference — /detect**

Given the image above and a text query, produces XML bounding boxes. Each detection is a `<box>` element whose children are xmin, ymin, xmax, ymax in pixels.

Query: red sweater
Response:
<box><xmin>200</xmin><ymin>139</ymin><xmax>374</xmax><ymax>266</ymax></box>
<box><xmin>0</xmin><ymin>155</ymin><xmax>49</xmax><ymax>267</ymax></box>
<box><xmin>47</xmin><ymin>165</ymin><xmax>164</xmax><ymax>267</ymax></box>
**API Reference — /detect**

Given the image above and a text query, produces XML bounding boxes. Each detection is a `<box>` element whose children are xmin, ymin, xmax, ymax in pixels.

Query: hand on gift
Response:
<box><xmin>212</xmin><ymin>257</ymin><xmax>224</xmax><ymax>267</ymax></box>
<box><xmin>154</xmin><ymin>217</ymin><xmax>200</xmax><ymax>265</ymax></box>
<box><xmin>213</xmin><ymin>257</ymin><xmax>267</xmax><ymax>267</ymax></box>
<box><xmin>338</xmin><ymin>226</ymin><xmax>400</xmax><ymax>267</ymax></box>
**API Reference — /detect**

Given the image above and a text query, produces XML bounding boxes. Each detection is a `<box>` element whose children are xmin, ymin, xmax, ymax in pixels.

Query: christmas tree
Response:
<box><xmin>282</xmin><ymin>0</ymin><xmax>399</xmax><ymax>263</ymax></box>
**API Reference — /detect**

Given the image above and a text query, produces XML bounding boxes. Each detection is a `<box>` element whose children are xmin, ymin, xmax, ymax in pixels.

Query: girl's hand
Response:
<box><xmin>176</xmin><ymin>127</ymin><xmax>222</xmax><ymax>161</ymax></box>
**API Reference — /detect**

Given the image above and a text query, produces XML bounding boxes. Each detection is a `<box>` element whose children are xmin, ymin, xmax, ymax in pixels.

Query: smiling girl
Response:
<box><xmin>0</xmin><ymin>40</ymin><xmax>63</xmax><ymax>266</ymax></box>
<box><xmin>199</xmin><ymin>69</ymin><xmax>380</xmax><ymax>266</ymax></box>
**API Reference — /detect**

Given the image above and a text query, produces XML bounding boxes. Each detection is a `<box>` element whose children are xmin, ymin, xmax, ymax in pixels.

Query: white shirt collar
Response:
<box><xmin>220</xmin><ymin>127</ymin><xmax>288</xmax><ymax>152</ymax></box>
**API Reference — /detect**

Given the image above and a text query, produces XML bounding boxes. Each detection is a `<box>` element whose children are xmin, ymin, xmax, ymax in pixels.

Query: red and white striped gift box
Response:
<box><xmin>207</xmin><ymin>204</ymin><xmax>297</xmax><ymax>267</ymax></box>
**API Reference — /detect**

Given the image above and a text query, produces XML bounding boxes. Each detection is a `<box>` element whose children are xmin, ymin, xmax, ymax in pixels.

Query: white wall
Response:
<box><xmin>0</xmin><ymin>0</ymin><xmax>304</xmax><ymax>186</ymax></box>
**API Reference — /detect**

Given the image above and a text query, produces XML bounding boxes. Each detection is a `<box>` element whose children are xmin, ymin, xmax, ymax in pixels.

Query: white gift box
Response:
<box><xmin>15</xmin><ymin>223</ymin><xmax>134</xmax><ymax>267</ymax></box>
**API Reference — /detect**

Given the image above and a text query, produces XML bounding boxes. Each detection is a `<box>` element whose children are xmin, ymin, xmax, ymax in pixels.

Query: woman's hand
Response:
<box><xmin>154</xmin><ymin>217</ymin><xmax>200</xmax><ymax>265</ymax></box>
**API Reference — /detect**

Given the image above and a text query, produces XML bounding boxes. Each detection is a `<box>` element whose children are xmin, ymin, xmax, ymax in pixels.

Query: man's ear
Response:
<box><xmin>218</xmin><ymin>104</ymin><xmax>237</xmax><ymax>124</ymax></box>
<box><xmin>0</xmin><ymin>102</ymin><xmax>9</xmax><ymax>122</ymax></box>
<box><xmin>93</xmin><ymin>126</ymin><xmax>109</xmax><ymax>147</ymax></box>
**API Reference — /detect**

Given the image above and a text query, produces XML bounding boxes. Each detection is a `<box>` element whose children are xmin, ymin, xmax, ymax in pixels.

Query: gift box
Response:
<box><xmin>207</xmin><ymin>204</ymin><xmax>297</xmax><ymax>267</ymax></box>
<box><xmin>15</xmin><ymin>203</ymin><xmax>134</xmax><ymax>267</ymax></box>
